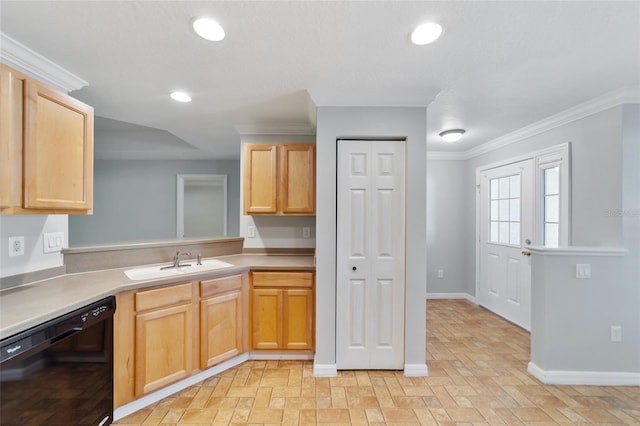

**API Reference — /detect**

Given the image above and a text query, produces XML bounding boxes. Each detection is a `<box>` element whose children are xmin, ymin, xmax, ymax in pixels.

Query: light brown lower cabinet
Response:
<box><xmin>113</xmin><ymin>270</ymin><xmax>311</xmax><ymax>409</ymax></box>
<box><xmin>251</xmin><ymin>271</ymin><xmax>314</xmax><ymax>351</ymax></box>
<box><xmin>200</xmin><ymin>274</ymin><xmax>248</xmax><ymax>369</ymax></box>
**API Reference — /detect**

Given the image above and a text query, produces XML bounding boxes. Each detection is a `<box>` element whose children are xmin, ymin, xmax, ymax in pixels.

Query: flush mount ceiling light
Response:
<box><xmin>193</xmin><ymin>17</ymin><xmax>225</xmax><ymax>41</ymax></box>
<box><xmin>439</xmin><ymin>129</ymin><xmax>466</xmax><ymax>143</ymax></box>
<box><xmin>411</xmin><ymin>22</ymin><xmax>443</xmax><ymax>45</ymax></box>
<box><xmin>170</xmin><ymin>91</ymin><xmax>192</xmax><ymax>103</ymax></box>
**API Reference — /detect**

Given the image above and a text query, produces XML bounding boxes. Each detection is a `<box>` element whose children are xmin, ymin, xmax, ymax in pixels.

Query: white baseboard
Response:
<box><xmin>528</xmin><ymin>362</ymin><xmax>640</xmax><ymax>386</ymax></box>
<box><xmin>426</xmin><ymin>292</ymin><xmax>477</xmax><ymax>304</ymax></box>
<box><xmin>113</xmin><ymin>353</ymin><xmax>250</xmax><ymax>421</ymax></box>
<box><xmin>313</xmin><ymin>361</ymin><xmax>338</xmax><ymax>377</ymax></box>
<box><xmin>404</xmin><ymin>363</ymin><xmax>429</xmax><ymax>377</ymax></box>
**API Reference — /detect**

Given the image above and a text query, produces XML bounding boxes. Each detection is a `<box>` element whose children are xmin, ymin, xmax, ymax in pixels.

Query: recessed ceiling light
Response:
<box><xmin>439</xmin><ymin>129</ymin><xmax>465</xmax><ymax>143</ymax></box>
<box><xmin>193</xmin><ymin>17</ymin><xmax>225</xmax><ymax>41</ymax></box>
<box><xmin>411</xmin><ymin>22</ymin><xmax>443</xmax><ymax>45</ymax></box>
<box><xmin>170</xmin><ymin>91</ymin><xmax>192</xmax><ymax>103</ymax></box>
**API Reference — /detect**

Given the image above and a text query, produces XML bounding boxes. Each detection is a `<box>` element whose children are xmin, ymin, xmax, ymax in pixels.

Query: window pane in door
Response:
<box><xmin>499</xmin><ymin>199</ymin><xmax>509</xmax><ymax>221</ymax></box>
<box><xmin>510</xmin><ymin>198</ymin><xmax>520</xmax><ymax>222</ymax></box>
<box><xmin>499</xmin><ymin>222</ymin><xmax>510</xmax><ymax>244</ymax></box>
<box><xmin>510</xmin><ymin>175</ymin><xmax>520</xmax><ymax>198</ymax></box>
<box><xmin>545</xmin><ymin>194</ymin><xmax>559</xmax><ymax>222</ymax></box>
<box><xmin>499</xmin><ymin>177</ymin><xmax>510</xmax><ymax>199</ymax></box>
<box><xmin>491</xmin><ymin>179</ymin><xmax>499</xmax><ymax>200</ymax></box>
<box><xmin>545</xmin><ymin>167</ymin><xmax>559</xmax><ymax>195</ymax></box>
<box><xmin>545</xmin><ymin>223</ymin><xmax>559</xmax><ymax>247</ymax></box>
<box><xmin>510</xmin><ymin>222</ymin><xmax>520</xmax><ymax>245</ymax></box>
<box><xmin>490</xmin><ymin>222</ymin><xmax>499</xmax><ymax>242</ymax></box>
<box><xmin>491</xmin><ymin>200</ymin><xmax>499</xmax><ymax>221</ymax></box>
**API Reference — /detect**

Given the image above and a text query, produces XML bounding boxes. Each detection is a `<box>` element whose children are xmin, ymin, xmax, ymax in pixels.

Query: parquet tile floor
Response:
<box><xmin>114</xmin><ymin>299</ymin><xmax>640</xmax><ymax>425</ymax></box>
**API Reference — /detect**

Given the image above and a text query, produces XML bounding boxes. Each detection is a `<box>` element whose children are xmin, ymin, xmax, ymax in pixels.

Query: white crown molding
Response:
<box><xmin>0</xmin><ymin>32</ymin><xmax>88</xmax><ymax>93</ymax></box>
<box><xmin>235</xmin><ymin>123</ymin><xmax>316</xmax><ymax>136</ymax></box>
<box><xmin>463</xmin><ymin>86</ymin><xmax>640</xmax><ymax>160</ymax></box>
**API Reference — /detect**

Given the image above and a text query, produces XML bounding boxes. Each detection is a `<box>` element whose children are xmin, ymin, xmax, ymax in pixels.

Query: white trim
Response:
<box><xmin>404</xmin><ymin>363</ymin><xmax>429</xmax><ymax>377</ymax></box>
<box><xmin>313</xmin><ymin>362</ymin><xmax>338</xmax><ymax>377</ymax></box>
<box><xmin>0</xmin><ymin>32</ymin><xmax>88</xmax><ymax>92</ymax></box>
<box><xmin>113</xmin><ymin>353</ymin><xmax>249</xmax><ymax>421</ymax></box>
<box><xmin>176</xmin><ymin>174</ymin><xmax>228</xmax><ymax>239</ymax></box>
<box><xmin>528</xmin><ymin>362</ymin><xmax>640</xmax><ymax>386</ymax></box>
<box><xmin>464</xmin><ymin>87</ymin><xmax>640</xmax><ymax>159</ymax></box>
<box><xmin>235</xmin><ymin>123</ymin><xmax>316</xmax><ymax>136</ymax></box>
<box><xmin>426</xmin><ymin>292</ymin><xmax>477</xmax><ymax>304</ymax></box>
<box><xmin>528</xmin><ymin>246</ymin><xmax>627</xmax><ymax>256</ymax></box>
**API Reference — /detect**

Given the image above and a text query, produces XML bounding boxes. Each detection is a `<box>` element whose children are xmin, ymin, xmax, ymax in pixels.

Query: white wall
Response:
<box><xmin>315</xmin><ymin>107</ymin><xmax>427</xmax><ymax>373</ymax></box>
<box><xmin>0</xmin><ymin>215</ymin><xmax>67</xmax><ymax>278</ymax></box>
<box><xmin>69</xmin><ymin>159</ymin><xmax>240</xmax><ymax>245</ymax></box>
<box><xmin>426</xmin><ymin>160</ymin><xmax>468</xmax><ymax>295</ymax></box>
<box><xmin>239</xmin><ymin>135</ymin><xmax>316</xmax><ymax>250</ymax></box>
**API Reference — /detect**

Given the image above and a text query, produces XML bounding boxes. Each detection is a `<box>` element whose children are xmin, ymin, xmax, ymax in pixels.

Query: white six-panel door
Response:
<box><xmin>479</xmin><ymin>159</ymin><xmax>533</xmax><ymax>331</ymax></box>
<box><xmin>336</xmin><ymin>140</ymin><xmax>405</xmax><ymax>370</ymax></box>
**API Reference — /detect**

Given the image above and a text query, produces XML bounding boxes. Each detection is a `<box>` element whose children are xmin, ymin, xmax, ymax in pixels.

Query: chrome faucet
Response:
<box><xmin>161</xmin><ymin>249</ymin><xmax>192</xmax><ymax>269</ymax></box>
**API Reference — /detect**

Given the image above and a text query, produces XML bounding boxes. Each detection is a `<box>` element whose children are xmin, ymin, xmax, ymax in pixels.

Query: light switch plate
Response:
<box><xmin>576</xmin><ymin>263</ymin><xmax>591</xmax><ymax>279</ymax></box>
<box><xmin>302</xmin><ymin>227</ymin><xmax>311</xmax><ymax>238</ymax></box>
<box><xmin>43</xmin><ymin>232</ymin><xmax>64</xmax><ymax>253</ymax></box>
<box><xmin>247</xmin><ymin>226</ymin><xmax>256</xmax><ymax>238</ymax></box>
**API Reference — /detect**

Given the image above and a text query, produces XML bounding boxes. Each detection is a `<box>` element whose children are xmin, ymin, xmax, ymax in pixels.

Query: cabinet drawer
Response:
<box><xmin>135</xmin><ymin>282</ymin><xmax>193</xmax><ymax>311</ymax></box>
<box><xmin>252</xmin><ymin>272</ymin><xmax>313</xmax><ymax>288</ymax></box>
<box><xmin>201</xmin><ymin>274</ymin><xmax>242</xmax><ymax>298</ymax></box>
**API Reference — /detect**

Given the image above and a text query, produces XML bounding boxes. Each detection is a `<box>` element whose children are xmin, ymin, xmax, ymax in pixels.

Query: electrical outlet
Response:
<box><xmin>302</xmin><ymin>227</ymin><xmax>311</xmax><ymax>238</ymax></box>
<box><xmin>437</xmin><ymin>269</ymin><xmax>444</xmax><ymax>279</ymax></box>
<box><xmin>8</xmin><ymin>236</ymin><xmax>25</xmax><ymax>257</ymax></box>
<box><xmin>611</xmin><ymin>325</ymin><xmax>622</xmax><ymax>342</ymax></box>
<box><xmin>247</xmin><ymin>226</ymin><xmax>256</xmax><ymax>238</ymax></box>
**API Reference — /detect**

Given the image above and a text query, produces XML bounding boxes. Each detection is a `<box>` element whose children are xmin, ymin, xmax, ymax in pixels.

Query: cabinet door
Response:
<box><xmin>23</xmin><ymin>80</ymin><xmax>93</xmax><ymax>210</ymax></box>
<box><xmin>279</xmin><ymin>144</ymin><xmax>315</xmax><ymax>214</ymax></box>
<box><xmin>244</xmin><ymin>144</ymin><xmax>277</xmax><ymax>214</ymax></box>
<box><xmin>135</xmin><ymin>303</ymin><xmax>194</xmax><ymax>396</ymax></box>
<box><xmin>0</xmin><ymin>65</ymin><xmax>24</xmax><ymax>210</ymax></box>
<box><xmin>252</xmin><ymin>288</ymin><xmax>283</xmax><ymax>349</ymax></box>
<box><xmin>283</xmin><ymin>288</ymin><xmax>314</xmax><ymax>350</ymax></box>
<box><xmin>201</xmin><ymin>291</ymin><xmax>242</xmax><ymax>368</ymax></box>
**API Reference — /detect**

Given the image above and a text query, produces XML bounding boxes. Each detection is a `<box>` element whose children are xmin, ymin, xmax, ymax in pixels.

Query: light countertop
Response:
<box><xmin>0</xmin><ymin>254</ymin><xmax>314</xmax><ymax>339</ymax></box>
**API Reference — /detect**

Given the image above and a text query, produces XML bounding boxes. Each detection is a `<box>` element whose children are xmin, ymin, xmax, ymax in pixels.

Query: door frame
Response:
<box><xmin>475</xmin><ymin>143</ymin><xmax>571</xmax><ymax>303</ymax></box>
<box><xmin>176</xmin><ymin>174</ymin><xmax>228</xmax><ymax>238</ymax></box>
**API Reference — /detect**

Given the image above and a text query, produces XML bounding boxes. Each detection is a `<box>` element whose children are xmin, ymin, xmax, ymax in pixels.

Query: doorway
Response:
<box><xmin>476</xmin><ymin>143</ymin><xmax>570</xmax><ymax>331</ymax></box>
<box><xmin>176</xmin><ymin>174</ymin><xmax>227</xmax><ymax>238</ymax></box>
<box><xmin>336</xmin><ymin>139</ymin><xmax>406</xmax><ymax>370</ymax></box>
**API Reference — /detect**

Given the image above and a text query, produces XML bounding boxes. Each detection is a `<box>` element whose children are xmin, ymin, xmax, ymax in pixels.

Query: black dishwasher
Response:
<box><xmin>0</xmin><ymin>296</ymin><xmax>115</xmax><ymax>425</ymax></box>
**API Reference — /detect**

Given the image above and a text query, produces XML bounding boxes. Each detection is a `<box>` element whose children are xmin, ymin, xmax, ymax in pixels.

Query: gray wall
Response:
<box><xmin>426</xmin><ymin>160</ymin><xmax>468</xmax><ymax>294</ymax></box>
<box><xmin>315</xmin><ymin>107</ymin><xmax>427</xmax><ymax>372</ymax></box>
<box><xmin>69</xmin><ymin>159</ymin><xmax>240</xmax><ymax>245</ymax></box>
<box><xmin>463</xmin><ymin>106</ymin><xmax>627</xmax><ymax>296</ymax></box>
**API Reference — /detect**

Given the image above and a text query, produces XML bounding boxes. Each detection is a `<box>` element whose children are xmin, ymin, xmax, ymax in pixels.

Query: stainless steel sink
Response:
<box><xmin>124</xmin><ymin>259</ymin><xmax>233</xmax><ymax>280</ymax></box>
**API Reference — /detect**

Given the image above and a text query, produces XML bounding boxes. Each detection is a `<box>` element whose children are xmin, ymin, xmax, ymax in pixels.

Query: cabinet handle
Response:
<box><xmin>352</xmin><ymin>266</ymin><xmax>357</xmax><ymax>271</ymax></box>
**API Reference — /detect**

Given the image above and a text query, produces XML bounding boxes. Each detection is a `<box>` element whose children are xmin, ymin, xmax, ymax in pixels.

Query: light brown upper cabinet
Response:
<box><xmin>0</xmin><ymin>64</ymin><xmax>94</xmax><ymax>214</ymax></box>
<box><xmin>243</xmin><ymin>143</ymin><xmax>315</xmax><ymax>215</ymax></box>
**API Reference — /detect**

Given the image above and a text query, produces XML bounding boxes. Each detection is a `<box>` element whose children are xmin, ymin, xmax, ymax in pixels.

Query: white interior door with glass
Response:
<box><xmin>479</xmin><ymin>159</ymin><xmax>533</xmax><ymax>330</ymax></box>
<box><xmin>336</xmin><ymin>140</ymin><xmax>406</xmax><ymax>370</ymax></box>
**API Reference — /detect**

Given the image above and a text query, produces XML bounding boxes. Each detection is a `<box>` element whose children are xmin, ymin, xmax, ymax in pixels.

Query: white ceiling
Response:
<box><xmin>1</xmin><ymin>1</ymin><xmax>638</xmax><ymax>160</ymax></box>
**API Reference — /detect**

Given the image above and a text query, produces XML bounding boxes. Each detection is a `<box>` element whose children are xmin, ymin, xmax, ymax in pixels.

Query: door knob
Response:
<box><xmin>522</xmin><ymin>250</ymin><xmax>531</xmax><ymax>257</ymax></box>
<box><xmin>352</xmin><ymin>266</ymin><xmax>357</xmax><ymax>271</ymax></box>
